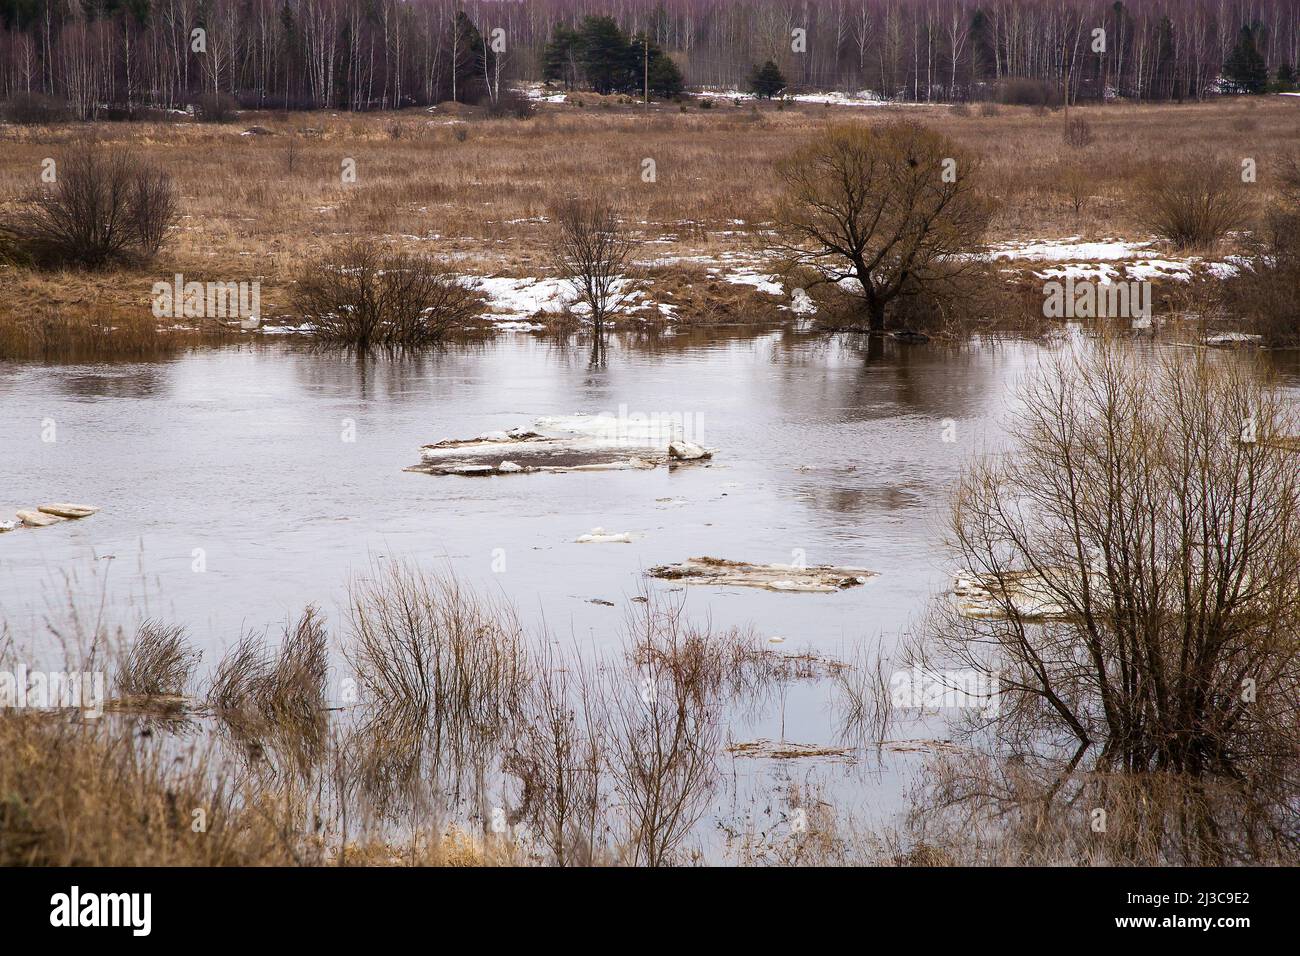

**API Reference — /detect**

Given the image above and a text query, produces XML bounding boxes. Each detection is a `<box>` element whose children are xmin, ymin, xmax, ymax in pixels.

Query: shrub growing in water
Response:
<box><xmin>294</xmin><ymin>242</ymin><xmax>481</xmax><ymax>348</ymax></box>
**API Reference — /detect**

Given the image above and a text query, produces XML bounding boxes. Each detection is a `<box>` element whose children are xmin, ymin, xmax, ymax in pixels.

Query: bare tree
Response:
<box><xmin>774</xmin><ymin>121</ymin><xmax>994</xmax><ymax>332</ymax></box>
<box><xmin>550</xmin><ymin>198</ymin><xmax>640</xmax><ymax>336</ymax></box>
<box><xmin>914</xmin><ymin>338</ymin><xmax>1300</xmax><ymax>858</ymax></box>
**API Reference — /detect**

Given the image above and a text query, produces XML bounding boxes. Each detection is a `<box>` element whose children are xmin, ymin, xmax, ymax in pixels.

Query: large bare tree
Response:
<box><xmin>773</xmin><ymin>120</ymin><xmax>994</xmax><ymax>332</ymax></box>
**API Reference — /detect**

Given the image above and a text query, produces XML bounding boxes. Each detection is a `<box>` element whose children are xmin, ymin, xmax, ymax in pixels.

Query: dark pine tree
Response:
<box><xmin>577</xmin><ymin>15</ymin><xmax>636</xmax><ymax>94</ymax></box>
<box><xmin>1223</xmin><ymin>24</ymin><xmax>1269</xmax><ymax>94</ymax></box>
<box><xmin>542</xmin><ymin>24</ymin><xmax>581</xmax><ymax>90</ymax></box>
<box><xmin>749</xmin><ymin>60</ymin><xmax>787</xmax><ymax>98</ymax></box>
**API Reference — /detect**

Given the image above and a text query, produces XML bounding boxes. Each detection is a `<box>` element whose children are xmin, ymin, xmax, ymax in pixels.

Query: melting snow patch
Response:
<box><xmin>724</xmin><ymin>271</ymin><xmax>785</xmax><ymax>296</ymax></box>
<box><xmin>988</xmin><ymin>237</ymin><xmax>1152</xmax><ymax>262</ymax></box>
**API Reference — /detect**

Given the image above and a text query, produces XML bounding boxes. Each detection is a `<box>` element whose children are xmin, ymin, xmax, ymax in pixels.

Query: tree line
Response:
<box><xmin>1</xmin><ymin>0</ymin><xmax>1296</xmax><ymax>118</ymax></box>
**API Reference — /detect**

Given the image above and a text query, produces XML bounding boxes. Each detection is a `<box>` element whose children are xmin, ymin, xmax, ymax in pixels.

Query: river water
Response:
<box><xmin>5</xmin><ymin>331</ymin><xmax>1294</xmax><ymax>849</ymax></box>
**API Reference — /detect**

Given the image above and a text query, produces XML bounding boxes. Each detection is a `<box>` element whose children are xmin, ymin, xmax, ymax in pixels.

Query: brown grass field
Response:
<box><xmin>0</xmin><ymin>94</ymin><xmax>1297</xmax><ymax>340</ymax></box>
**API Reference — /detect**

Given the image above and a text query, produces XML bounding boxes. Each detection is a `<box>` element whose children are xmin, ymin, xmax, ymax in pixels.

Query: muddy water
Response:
<box><xmin>0</xmin><ymin>332</ymin><xmax>1026</xmax><ymax>653</ymax></box>
<box><xmin>11</xmin><ymin>331</ymin><xmax>1290</xmax><ymax>843</ymax></box>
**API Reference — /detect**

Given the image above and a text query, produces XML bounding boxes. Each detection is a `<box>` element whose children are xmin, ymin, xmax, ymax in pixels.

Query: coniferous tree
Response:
<box><xmin>749</xmin><ymin>59</ymin><xmax>786</xmax><ymax>98</ymax></box>
<box><xmin>1223</xmin><ymin>24</ymin><xmax>1269</xmax><ymax>94</ymax></box>
<box><xmin>542</xmin><ymin>24</ymin><xmax>581</xmax><ymax>90</ymax></box>
<box><xmin>577</xmin><ymin>15</ymin><xmax>636</xmax><ymax>94</ymax></box>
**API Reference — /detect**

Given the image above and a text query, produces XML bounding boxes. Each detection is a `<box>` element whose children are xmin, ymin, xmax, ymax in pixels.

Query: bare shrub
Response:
<box><xmin>832</xmin><ymin>638</ymin><xmax>894</xmax><ymax>749</ymax></box>
<box><xmin>996</xmin><ymin>77</ymin><xmax>1059</xmax><ymax>106</ymax></box>
<box><xmin>774</xmin><ymin>121</ymin><xmax>996</xmax><ymax>331</ymax></box>
<box><xmin>602</xmin><ymin>600</ymin><xmax>722</xmax><ymax>866</ymax></box>
<box><xmin>294</xmin><ymin>242</ymin><xmax>481</xmax><ymax>348</ymax></box>
<box><xmin>914</xmin><ymin>339</ymin><xmax>1300</xmax><ymax>858</ymax></box>
<box><xmin>503</xmin><ymin>643</ymin><xmax>606</xmax><ymax>866</ymax></box>
<box><xmin>2</xmin><ymin>92</ymin><xmax>69</xmax><ymax>124</ymax></box>
<box><xmin>549</xmin><ymin>198</ymin><xmax>639</xmax><ymax>334</ymax></box>
<box><xmin>347</xmin><ymin>564</ymin><xmax>529</xmax><ymax>774</ymax></box>
<box><xmin>0</xmin><ymin>140</ymin><xmax>178</xmax><ymax>269</ymax></box>
<box><xmin>1062</xmin><ymin>116</ymin><xmax>1094</xmax><ymax>149</ymax></box>
<box><xmin>209</xmin><ymin>607</ymin><xmax>328</xmax><ymax>731</ymax></box>
<box><xmin>485</xmin><ymin>90</ymin><xmax>536</xmax><ymax>119</ymax></box>
<box><xmin>1055</xmin><ymin>161</ymin><xmax>1093</xmax><ymax>217</ymax></box>
<box><xmin>904</xmin><ymin>753</ymin><xmax>1298</xmax><ymax>865</ymax></box>
<box><xmin>1136</xmin><ymin>156</ymin><xmax>1252</xmax><ymax>249</ymax></box>
<box><xmin>115</xmin><ymin>620</ymin><xmax>199</xmax><ymax>699</ymax></box>
<box><xmin>1228</xmin><ymin>154</ymin><xmax>1300</xmax><ymax>344</ymax></box>
<box><xmin>195</xmin><ymin>91</ymin><xmax>238</xmax><ymax>122</ymax></box>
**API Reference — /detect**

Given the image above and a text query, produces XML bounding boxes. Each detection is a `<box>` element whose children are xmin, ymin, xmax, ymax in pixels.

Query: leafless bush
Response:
<box><xmin>832</xmin><ymin>638</ymin><xmax>894</xmax><ymax>749</ymax></box>
<box><xmin>1062</xmin><ymin>116</ymin><xmax>1094</xmax><ymax>149</ymax></box>
<box><xmin>996</xmin><ymin>77</ymin><xmax>1060</xmax><ymax>106</ymax></box>
<box><xmin>209</xmin><ymin>607</ymin><xmax>328</xmax><ymax>730</ymax></box>
<box><xmin>602</xmin><ymin>601</ymin><xmax>722</xmax><ymax>866</ymax></box>
<box><xmin>549</xmin><ymin>198</ymin><xmax>639</xmax><ymax>334</ymax></box>
<box><xmin>626</xmin><ymin>597</ymin><xmax>771</xmax><ymax>702</ymax></box>
<box><xmin>195</xmin><ymin>91</ymin><xmax>238</xmax><ymax>122</ymax></box>
<box><xmin>347</xmin><ymin>564</ymin><xmax>529</xmax><ymax>767</ymax></box>
<box><xmin>2</xmin><ymin>92</ymin><xmax>69</xmax><ymax>124</ymax></box>
<box><xmin>913</xmin><ymin>339</ymin><xmax>1300</xmax><ymax>859</ymax></box>
<box><xmin>1137</xmin><ymin>156</ymin><xmax>1252</xmax><ymax>249</ymax></box>
<box><xmin>115</xmin><ymin>620</ymin><xmax>199</xmax><ymax>699</ymax></box>
<box><xmin>486</xmin><ymin>90</ymin><xmax>536</xmax><ymax>119</ymax></box>
<box><xmin>0</xmin><ymin>140</ymin><xmax>178</xmax><ymax>269</ymax></box>
<box><xmin>904</xmin><ymin>752</ymin><xmax>1298</xmax><ymax>865</ymax></box>
<box><xmin>294</xmin><ymin>242</ymin><xmax>481</xmax><ymax>348</ymax></box>
<box><xmin>503</xmin><ymin>643</ymin><xmax>606</xmax><ymax>866</ymax></box>
<box><xmin>1055</xmin><ymin>161</ymin><xmax>1092</xmax><ymax>217</ymax></box>
<box><xmin>1227</xmin><ymin>154</ymin><xmax>1300</xmax><ymax>344</ymax></box>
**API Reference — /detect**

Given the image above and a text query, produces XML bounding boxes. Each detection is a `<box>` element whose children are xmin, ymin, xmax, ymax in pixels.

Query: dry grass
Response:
<box><xmin>208</xmin><ymin>607</ymin><xmax>329</xmax><ymax>743</ymax></box>
<box><xmin>0</xmin><ymin>97</ymin><xmax>1294</xmax><ymax>336</ymax></box>
<box><xmin>114</xmin><ymin>620</ymin><xmax>199</xmax><ymax>699</ymax></box>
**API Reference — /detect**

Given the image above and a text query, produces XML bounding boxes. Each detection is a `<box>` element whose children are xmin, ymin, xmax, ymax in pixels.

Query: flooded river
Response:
<box><xmin>5</xmin><ymin>330</ymin><xmax>1296</xmax><ymax>846</ymax></box>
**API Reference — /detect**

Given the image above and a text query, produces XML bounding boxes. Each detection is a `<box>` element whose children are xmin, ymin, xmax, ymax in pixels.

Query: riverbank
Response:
<box><xmin>2</xmin><ymin>96</ymin><xmax>1295</xmax><ymax>354</ymax></box>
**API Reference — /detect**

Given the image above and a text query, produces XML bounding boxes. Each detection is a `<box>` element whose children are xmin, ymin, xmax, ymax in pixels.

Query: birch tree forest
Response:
<box><xmin>2</xmin><ymin>0</ymin><xmax>1297</xmax><ymax>117</ymax></box>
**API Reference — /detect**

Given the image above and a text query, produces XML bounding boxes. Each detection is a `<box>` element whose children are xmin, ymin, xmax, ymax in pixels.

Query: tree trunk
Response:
<box><xmin>868</xmin><ymin>298</ymin><xmax>886</xmax><ymax>332</ymax></box>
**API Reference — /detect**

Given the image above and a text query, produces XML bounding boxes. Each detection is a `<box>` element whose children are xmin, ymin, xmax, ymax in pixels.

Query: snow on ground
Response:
<box><xmin>722</xmin><ymin>271</ymin><xmax>785</xmax><ymax>296</ymax></box>
<box><xmin>466</xmin><ymin>276</ymin><xmax>576</xmax><ymax>319</ymax></box>
<box><xmin>988</xmin><ymin>237</ymin><xmax>1152</xmax><ymax>262</ymax></box>
<box><xmin>689</xmin><ymin>88</ymin><xmax>905</xmax><ymax>107</ymax></box>
<box><xmin>987</xmin><ymin>237</ymin><xmax>1242</xmax><ymax>283</ymax></box>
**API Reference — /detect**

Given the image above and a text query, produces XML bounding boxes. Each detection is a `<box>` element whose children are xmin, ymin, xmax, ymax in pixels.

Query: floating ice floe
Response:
<box><xmin>576</xmin><ymin>528</ymin><xmax>635</xmax><ymax>544</ymax></box>
<box><xmin>647</xmin><ymin>556</ymin><xmax>876</xmax><ymax>593</ymax></box>
<box><xmin>408</xmin><ymin>416</ymin><xmax>716</xmax><ymax>476</ymax></box>
<box><xmin>727</xmin><ymin>739</ymin><xmax>855</xmax><ymax>759</ymax></box>
<box><xmin>10</xmin><ymin>504</ymin><xmax>98</xmax><ymax>529</ymax></box>
<box><xmin>953</xmin><ymin>570</ymin><xmax>1071</xmax><ymax>621</ymax></box>
<box><xmin>1204</xmin><ymin>332</ymin><xmax>1263</xmax><ymax>348</ymax></box>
